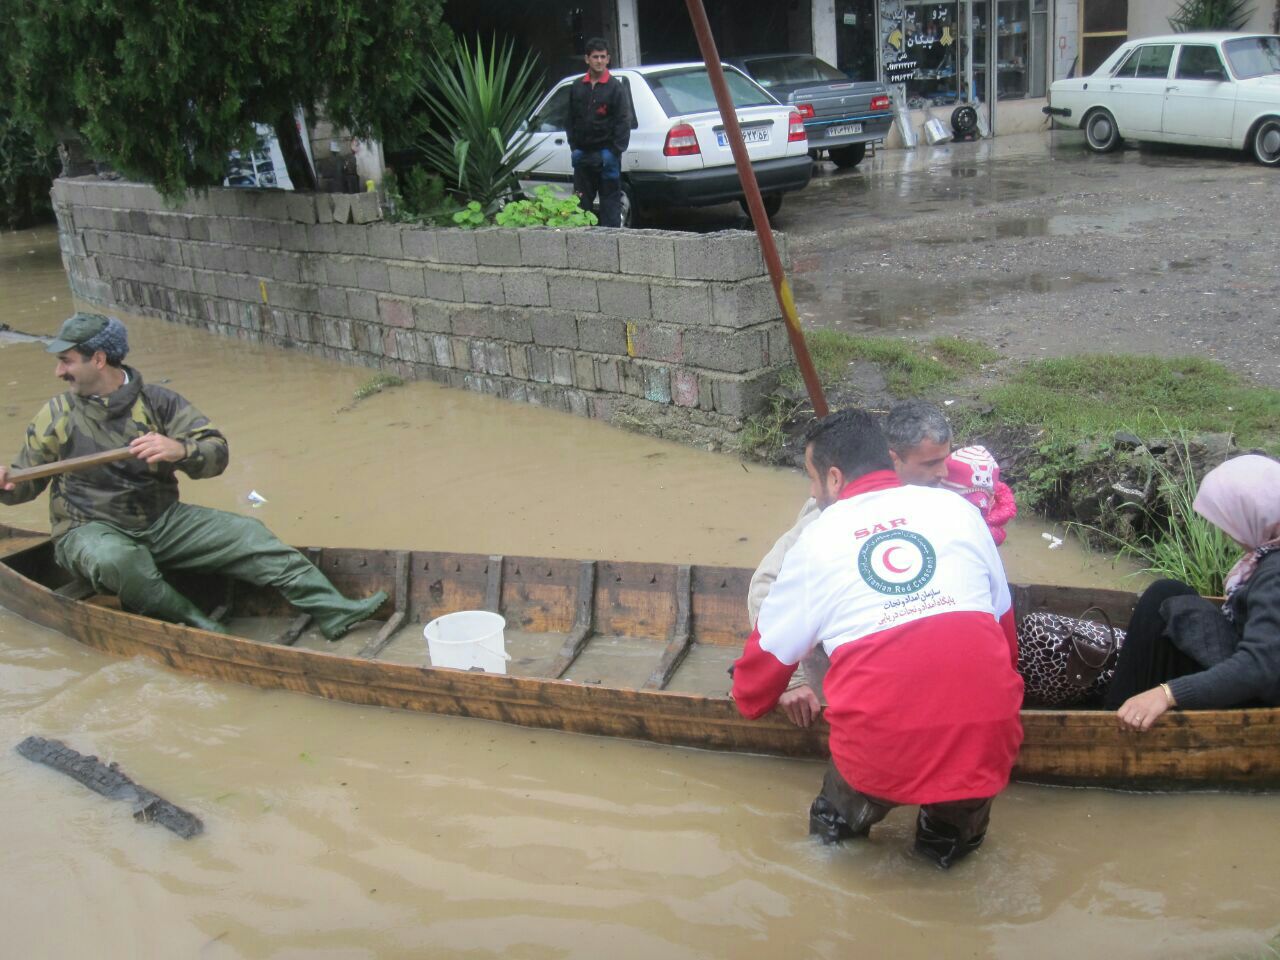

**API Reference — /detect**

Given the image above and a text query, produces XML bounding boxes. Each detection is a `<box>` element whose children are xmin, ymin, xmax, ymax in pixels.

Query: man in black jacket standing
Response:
<box><xmin>566</xmin><ymin>38</ymin><xmax>631</xmax><ymax>228</ymax></box>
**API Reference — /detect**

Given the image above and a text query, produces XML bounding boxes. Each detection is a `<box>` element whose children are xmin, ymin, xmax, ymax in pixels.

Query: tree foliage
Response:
<box><xmin>1168</xmin><ymin>0</ymin><xmax>1254</xmax><ymax>31</ymax></box>
<box><xmin>0</xmin><ymin>0</ymin><xmax>450</xmax><ymax>199</ymax></box>
<box><xmin>409</xmin><ymin>36</ymin><xmax>546</xmax><ymax>209</ymax></box>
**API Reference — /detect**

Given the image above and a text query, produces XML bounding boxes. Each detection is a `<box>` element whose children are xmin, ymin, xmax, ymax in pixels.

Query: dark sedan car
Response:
<box><xmin>727</xmin><ymin>53</ymin><xmax>894</xmax><ymax>167</ymax></box>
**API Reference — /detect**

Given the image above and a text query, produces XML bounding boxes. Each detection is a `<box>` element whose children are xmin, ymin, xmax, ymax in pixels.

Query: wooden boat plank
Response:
<box><xmin>358</xmin><ymin>551</ymin><xmax>410</xmax><ymax>659</ymax></box>
<box><xmin>690</xmin><ymin>566</ymin><xmax>754</xmax><ymax>645</ymax></box>
<box><xmin>644</xmin><ymin>565</ymin><xmax>694</xmax><ymax>690</ymax></box>
<box><xmin>548</xmin><ymin>561</ymin><xmax>597</xmax><ymax>679</ymax></box>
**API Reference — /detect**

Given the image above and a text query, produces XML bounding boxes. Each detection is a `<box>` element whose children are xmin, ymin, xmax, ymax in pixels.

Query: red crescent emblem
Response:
<box><xmin>882</xmin><ymin>545</ymin><xmax>911</xmax><ymax>574</ymax></box>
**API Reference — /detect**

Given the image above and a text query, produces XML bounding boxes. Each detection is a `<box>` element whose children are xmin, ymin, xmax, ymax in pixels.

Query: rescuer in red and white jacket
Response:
<box><xmin>731</xmin><ymin>409</ymin><xmax>1023</xmax><ymax>868</ymax></box>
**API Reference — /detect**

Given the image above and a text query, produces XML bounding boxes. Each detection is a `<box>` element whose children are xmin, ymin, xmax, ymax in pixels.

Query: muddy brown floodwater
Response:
<box><xmin>1</xmin><ymin>226</ymin><xmax>1277</xmax><ymax>958</ymax></box>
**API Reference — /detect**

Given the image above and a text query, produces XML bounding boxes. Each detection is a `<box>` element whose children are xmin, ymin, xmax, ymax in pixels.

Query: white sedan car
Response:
<box><xmin>1045</xmin><ymin>33</ymin><xmax>1280</xmax><ymax>166</ymax></box>
<box><xmin>514</xmin><ymin>63</ymin><xmax>813</xmax><ymax>225</ymax></box>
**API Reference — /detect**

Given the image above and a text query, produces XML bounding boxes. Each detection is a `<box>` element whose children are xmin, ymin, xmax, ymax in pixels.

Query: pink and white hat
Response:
<box><xmin>942</xmin><ymin>445</ymin><xmax>999</xmax><ymax>494</ymax></box>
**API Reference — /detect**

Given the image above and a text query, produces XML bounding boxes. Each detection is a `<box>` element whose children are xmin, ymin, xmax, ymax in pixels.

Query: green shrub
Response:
<box><xmin>383</xmin><ymin>166</ymin><xmax>456</xmax><ymax>224</ymax></box>
<box><xmin>495</xmin><ymin>186</ymin><xmax>597</xmax><ymax>228</ymax></box>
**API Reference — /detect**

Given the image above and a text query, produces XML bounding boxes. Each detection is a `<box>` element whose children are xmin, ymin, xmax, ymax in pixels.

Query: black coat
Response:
<box><xmin>1163</xmin><ymin>551</ymin><xmax>1280</xmax><ymax>708</ymax></box>
<box><xmin>566</xmin><ymin>74</ymin><xmax>631</xmax><ymax>155</ymax></box>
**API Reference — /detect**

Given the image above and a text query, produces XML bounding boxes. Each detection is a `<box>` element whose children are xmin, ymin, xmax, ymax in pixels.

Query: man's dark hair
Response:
<box><xmin>585</xmin><ymin>37</ymin><xmax>610</xmax><ymax>55</ymax></box>
<box><xmin>883</xmin><ymin>400</ymin><xmax>951</xmax><ymax>456</ymax></box>
<box><xmin>71</xmin><ymin>345</ymin><xmax>124</xmax><ymax>367</ymax></box>
<box><xmin>804</xmin><ymin>408</ymin><xmax>893</xmax><ymax>480</ymax></box>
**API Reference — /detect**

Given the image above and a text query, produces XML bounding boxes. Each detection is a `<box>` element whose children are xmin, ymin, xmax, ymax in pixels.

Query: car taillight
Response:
<box><xmin>663</xmin><ymin>123</ymin><xmax>700</xmax><ymax>156</ymax></box>
<box><xmin>870</xmin><ymin>94</ymin><xmax>891</xmax><ymax>111</ymax></box>
<box><xmin>788</xmin><ymin>111</ymin><xmax>806</xmax><ymax>142</ymax></box>
<box><xmin>796</xmin><ymin>103</ymin><xmax>815</xmax><ymax>120</ymax></box>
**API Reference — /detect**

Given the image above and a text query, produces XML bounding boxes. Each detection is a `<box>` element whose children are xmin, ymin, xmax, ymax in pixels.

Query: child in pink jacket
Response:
<box><xmin>941</xmin><ymin>445</ymin><xmax>1017</xmax><ymax>546</ymax></box>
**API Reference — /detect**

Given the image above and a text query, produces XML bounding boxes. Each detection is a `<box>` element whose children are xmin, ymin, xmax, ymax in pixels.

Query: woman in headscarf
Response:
<box><xmin>1104</xmin><ymin>455</ymin><xmax>1280</xmax><ymax>730</ymax></box>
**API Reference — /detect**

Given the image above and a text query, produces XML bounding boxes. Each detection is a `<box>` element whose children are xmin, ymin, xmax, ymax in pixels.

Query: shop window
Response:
<box><xmin>1080</xmin><ymin>0</ymin><xmax>1127</xmax><ymax>75</ymax></box>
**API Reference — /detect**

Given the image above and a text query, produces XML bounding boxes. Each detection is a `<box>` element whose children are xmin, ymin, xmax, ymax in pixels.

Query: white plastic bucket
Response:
<box><xmin>423</xmin><ymin>610</ymin><xmax>510</xmax><ymax>674</ymax></box>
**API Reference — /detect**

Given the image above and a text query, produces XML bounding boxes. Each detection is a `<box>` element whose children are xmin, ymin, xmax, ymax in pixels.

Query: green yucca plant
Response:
<box><xmin>411</xmin><ymin>36</ymin><xmax>547</xmax><ymax>209</ymax></box>
<box><xmin>1168</xmin><ymin>0</ymin><xmax>1254</xmax><ymax>32</ymax></box>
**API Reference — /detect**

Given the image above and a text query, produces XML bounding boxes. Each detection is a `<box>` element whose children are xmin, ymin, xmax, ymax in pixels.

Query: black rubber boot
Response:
<box><xmin>914</xmin><ymin>809</ymin><xmax>985</xmax><ymax>869</ymax></box>
<box><xmin>808</xmin><ymin>795</ymin><xmax>868</xmax><ymax>845</ymax></box>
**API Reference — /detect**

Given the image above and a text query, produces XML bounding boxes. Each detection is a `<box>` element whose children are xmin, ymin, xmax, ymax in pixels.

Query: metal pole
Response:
<box><xmin>682</xmin><ymin>0</ymin><xmax>829</xmax><ymax>419</ymax></box>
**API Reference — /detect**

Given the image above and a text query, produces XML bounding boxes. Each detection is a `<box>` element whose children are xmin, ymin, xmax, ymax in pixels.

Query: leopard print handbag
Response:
<box><xmin>1016</xmin><ymin>607</ymin><xmax>1125</xmax><ymax>708</ymax></box>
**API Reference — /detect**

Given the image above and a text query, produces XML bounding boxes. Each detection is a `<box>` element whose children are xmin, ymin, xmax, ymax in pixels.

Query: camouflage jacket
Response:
<box><xmin>0</xmin><ymin>367</ymin><xmax>228</xmax><ymax>538</ymax></box>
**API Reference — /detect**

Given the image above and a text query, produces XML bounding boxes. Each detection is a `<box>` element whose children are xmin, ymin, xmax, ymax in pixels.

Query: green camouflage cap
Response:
<box><xmin>45</xmin><ymin>312</ymin><xmax>111</xmax><ymax>353</ymax></box>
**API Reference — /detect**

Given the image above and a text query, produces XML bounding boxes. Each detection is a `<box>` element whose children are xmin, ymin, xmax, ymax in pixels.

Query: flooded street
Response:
<box><xmin>2</xmin><ymin>224</ymin><xmax>1278</xmax><ymax>958</ymax></box>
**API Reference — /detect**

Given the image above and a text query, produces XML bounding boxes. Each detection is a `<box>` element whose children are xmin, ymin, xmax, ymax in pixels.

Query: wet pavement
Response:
<box><xmin>657</xmin><ymin>130</ymin><xmax>1280</xmax><ymax>387</ymax></box>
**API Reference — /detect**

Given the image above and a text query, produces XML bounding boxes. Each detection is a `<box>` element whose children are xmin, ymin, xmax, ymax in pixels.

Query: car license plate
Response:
<box><xmin>717</xmin><ymin>127</ymin><xmax>770</xmax><ymax>147</ymax></box>
<box><xmin>826</xmin><ymin>123</ymin><xmax>863</xmax><ymax>137</ymax></box>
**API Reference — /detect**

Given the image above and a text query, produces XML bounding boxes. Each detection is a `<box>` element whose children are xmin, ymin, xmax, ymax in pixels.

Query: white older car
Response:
<box><xmin>1045</xmin><ymin>33</ymin><xmax>1280</xmax><ymax>166</ymax></box>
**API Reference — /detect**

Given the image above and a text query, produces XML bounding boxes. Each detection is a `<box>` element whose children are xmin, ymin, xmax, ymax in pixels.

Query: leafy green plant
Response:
<box><xmin>410</xmin><ymin>36</ymin><xmax>546</xmax><ymax>209</ymax></box>
<box><xmin>352</xmin><ymin>374</ymin><xmax>404</xmax><ymax>401</ymax></box>
<box><xmin>383</xmin><ymin>165</ymin><xmax>457</xmax><ymax>224</ymax></box>
<box><xmin>495</xmin><ymin>186</ymin><xmax>597</xmax><ymax>228</ymax></box>
<box><xmin>1168</xmin><ymin>0</ymin><xmax>1254</xmax><ymax>31</ymax></box>
<box><xmin>0</xmin><ymin>107</ymin><xmax>57</xmax><ymax>228</ymax></box>
<box><xmin>451</xmin><ymin>201</ymin><xmax>488</xmax><ymax>229</ymax></box>
<box><xmin>738</xmin><ymin>395</ymin><xmax>804</xmax><ymax>459</ymax></box>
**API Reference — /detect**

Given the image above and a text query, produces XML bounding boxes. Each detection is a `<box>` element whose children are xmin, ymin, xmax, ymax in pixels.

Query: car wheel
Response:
<box><xmin>738</xmin><ymin>193</ymin><xmax>783</xmax><ymax>219</ymax></box>
<box><xmin>1083</xmin><ymin>108</ymin><xmax>1122</xmax><ymax>153</ymax></box>
<box><xmin>619</xmin><ymin>181</ymin><xmax>644</xmax><ymax>228</ymax></box>
<box><xmin>1251</xmin><ymin>117</ymin><xmax>1280</xmax><ymax>167</ymax></box>
<box><xmin>828</xmin><ymin>143</ymin><xmax>867</xmax><ymax>168</ymax></box>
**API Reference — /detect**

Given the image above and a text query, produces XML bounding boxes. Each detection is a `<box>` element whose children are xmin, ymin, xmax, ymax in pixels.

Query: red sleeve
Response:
<box><xmin>999</xmin><ymin>606</ymin><xmax>1018</xmax><ymax>668</ymax></box>
<box><xmin>987</xmin><ymin>481</ymin><xmax>1018</xmax><ymax>527</ymax></box>
<box><xmin>731</xmin><ymin>626</ymin><xmax>798</xmax><ymax>720</ymax></box>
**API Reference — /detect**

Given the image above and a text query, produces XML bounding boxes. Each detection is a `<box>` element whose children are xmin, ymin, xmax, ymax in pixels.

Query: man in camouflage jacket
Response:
<box><xmin>0</xmin><ymin>313</ymin><xmax>385</xmax><ymax>636</ymax></box>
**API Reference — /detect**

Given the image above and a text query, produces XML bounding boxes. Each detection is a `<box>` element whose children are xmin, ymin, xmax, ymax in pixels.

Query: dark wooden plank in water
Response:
<box><xmin>644</xmin><ymin>565</ymin><xmax>693</xmax><ymax>690</ymax></box>
<box><xmin>16</xmin><ymin>735</ymin><xmax>203</xmax><ymax>838</ymax></box>
<box><xmin>549</xmin><ymin>561</ymin><xmax>598</xmax><ymax>679</ymax></box>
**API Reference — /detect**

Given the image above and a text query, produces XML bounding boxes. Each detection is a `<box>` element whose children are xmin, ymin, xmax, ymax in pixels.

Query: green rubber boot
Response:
<box><xmin>275</xmin><ymin>565</ymin><xmax>387</xmax><ymax>641</ymax></box>
<box><xmin>145</xmin><ymin>585</ymin><xmax>228</xmax><ymax>635</ymax></box>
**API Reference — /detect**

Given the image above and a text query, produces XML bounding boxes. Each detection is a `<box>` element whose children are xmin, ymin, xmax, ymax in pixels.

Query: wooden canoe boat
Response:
<box><xmin>2</xmin><ymin>521</ymin><xmax>1276</xmax><ymax>791</ymax></box>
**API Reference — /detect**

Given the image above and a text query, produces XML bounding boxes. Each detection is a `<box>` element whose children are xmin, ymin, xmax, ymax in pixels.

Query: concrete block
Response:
<box><xmin>299</xmin><ymin>255</ymin><xmax>327</xmax><ymax>285</ymax></box>
<box><xmin>388</xmin><ymin>264</ymin><xmax>427</xmax><ymax>298</ymax></box>
<box><xmin>566</xmin><ymin>229</ymin><xmax>620</xmax><ymax>272</ymax></box>
<box><xmin>307</xmin><ymin>223</ymin><xmax>340</xmax><ymax>254</ymax></box>
<box><xmin>548</xmin><ymin>274</ymin><xmax>599</xmax><ymax>313</ymax></box>
<box><xmin>379</xmin><ymin>297</ymin><xmax>415</xmax><ymax>328</ymax></box>
<box><xmin>682</xmin><ymin>327</ymin><xmax>767</xmax><ymax>373</ymax></box>
<box><xmin>355</xmin><ymin>259</ymin><xmax>391</xmax><ymax>292</ymax></box>
<box><xmin>567</xmin><ymin>390</ymin><xmax>591</xmax><ymax>418</ymax></box>
<box><xmin>462</xmin><ymin>270</ymin><xmax>505</xmax><ymax>305</ymax></box>
<box><xmin>675</xmin><ymin>231</ymin><xmax>762</xmax><ymax>280</ymax></box>
<box><xmin>495</xmin><ymin>310</ymin><xmax>533</xmax><ymax>343</ymax></box>
<box><xmin>589</xmin><ymin>396</ymin><xmax>615</xmax><ymax>421</ymax></box>
<box><xmin>712</xmin><ymin>368</ymin><xmax>780</xmax><ymax>418</ymax></box>
<box><xmin>619</xmin><ymin>231</ymin><xmax>677</xmax><ymax>278</ymax></box>
<box><xmin>451</xmin><ymin>308</ymin><xmax>495</xmax><ymax>339</ymax></box>
<box><xmin>187</xmin><ymin>217</ymin><xmax>211</xmax><ymax>243</ymax></box>
<box><xmin>711</xmin><ymin>277</ymin><xmax>780</xmax><ymax>329</ymax></box>
<box><xmin>469</xmin><ymin>340</ymin><xmax>488</xmax><ymax>374</ymax></box>
<box><xmin>128</xmin><ymin>210</ymin><xmax>152</xmax><ymax>235</ymax></box>
<box><xmin>597</xmin><ymin>278</ymin><xmax>651</xmax><ymax>319</ymax></box>
<box><xmin>508</xmin><ymin>344</ymin><xmax>530</xmax><ymax>380</ymax></box>
<box><xmin>335</xmin><ymin>225</ymin><xmax>370</xmax><ymax>256</ymax></box>
<box><xmin>528</xmin><ymin>346</ymin><xmax>552</xmax><ymax>383</ymax></box>
<box><xmin>527</xmin><ymin>310</ymin><xmax>576</xmax><ymax>348</ymax></box>
<box><xmin>503</xmin><ymin>271</ymin><xmax>549</xmax><ymax>307</ymax></box>
<box><xmin>215</xmin><ymin>273</ymin><xmax>242</xmax><ymax>301</ymax></box>
<box><xmin>270</xmin><ymin>252</ymin><xmax>302</xmax><ymax>284</ymax></box>
<box><xmin>631</xmin><ymin>324</ymin><xmax>683</xmax><ymax>363</ymax></box>
<box><xmin>595</xmin><ymin>358</ymin><xmax>621</xmax><ymax>393</ymax></box>
<box><xmin>251</xmin><ymin>219</ymin><xmax>282</xmax><ymax>249</ymax></box>
<box><xmin>402</xmin><ymin>228</ymin><xmax>439</xmax><ymax>262</ymax></box>
<box><xmin>366</xmin><ymin>223</ymin><xmax>404</xmax><ymax>259</ymax></box>
<box><xmin>576</xmin><ymin>317</ymin><xmax>627</xmax><ymax>355</ymax></box>
<box><xmin>437</xmin><ymin>231</ymin><xmax>479</xmax><ymax>265</ymax></box>
<box><xmin>350</xmin><ymin>193</ymin><xmax>382</xmax><ymax>224</ymax></box>
<box><xmin>475</xmin><ymin>230</ymin><xmax>521</xmax><ymax>266</ymax></box>
<box><xmin>396</xmin><ymin>329</ymin><xmax>417</xmax><ymax>361</ymax></box>
<box><xmin>502</xmin><ymin>381</ymin><xmax>529</xmax><ymax>404</ymax></box>
<box><xmin>353</xmin><ymin>322</ymin><xmax>378</xmax><ymax>355</ymax></box>
<box><xmin>650</xmin><ymin>281</ymin><xmax>713</xmax><ymax>326</ymax></box>
<box><xmin>642</xmin><ymin>366</ymin><xmax>672</xmax><ymax>404</ymax></box>
<box><xmin>347</xmin><ymin>290</ymin><xmax>379</xmax><ymax>323</ymax></box>
<box><xmin>551</xmin><ymin>350</ymin><xmax>574</xmax><ymax>386</ymax></box>
<box><xmin>619</xmin><ymin>360</ymin><xmax>646</xmax><ymax>398</ymax></box>
<box><xmin>277</xmin><ymin>223</ymin><xmax>309</xmax><ymax>252</ymax></box>
<box><xmin>573</xmin><ymin>355</ymin><xmax>597</xmax><ymax>390</ymax></box>
<box><xmin>423</xmin><ymin>266</ymin><xmax>464</xmax><ymax>302</ymax></box>
<box><xmin>519</xmin><ymin>229</ymin><xmax>569</xmax><ymax>268</ymax></box>
<box><xmin>485</xmin><ymin>341</ymin><xmax>510</xmax><ymax>376</ymax></box>
<box><xmin>194</xmin><ymin>270</ymin><xmax>219</xmax><ymax>297</ymax></box>
<box><xmin>380</xmin><ymin>328</ymin><xmax>400</xmax><ymax>359</ymax></box>
<box><xmin>672</xmin><ymin>369</ymin><xmax>701</xmax><ymax>407</ymax></box>
<box><xmin>325</xmin><ymin>257</ymin><xmax>358</xmax><ymax>287</ymax></box>
<box><xmin>331</xmin><ymin>194</ymin><xmax>353</xmax><ymax>224</ymax></box>
<box><xmin>286</xmin><ymin>193</ymin><xmax>318</xmax><ymax>224</ymax></box>
<box><xmin>413</xmin><ymin>301</ymin><xmax>452</xmax><ymax>334</ymax></box>
<box><xmin>314</xmin><ymin>194</ymin><xmax>335</xmax><ymax>224</ymax></box>
<box><xmin>431</xmin><ymin>334</ymin><xmax>453</xmax><ymax>367</ymax></box>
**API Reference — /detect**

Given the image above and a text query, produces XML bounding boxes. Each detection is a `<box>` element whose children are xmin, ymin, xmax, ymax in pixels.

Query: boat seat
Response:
<box><xmin>53</xmin><ymin>578</ymin><xmax>96</xmax><ymax>602</ymax></box>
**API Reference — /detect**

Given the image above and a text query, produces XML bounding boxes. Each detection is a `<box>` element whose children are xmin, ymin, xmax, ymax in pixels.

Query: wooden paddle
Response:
<box><xmin>6</xmin><ymin>447</ymin><xmax>136</xmax><ymax>484</ymax></box>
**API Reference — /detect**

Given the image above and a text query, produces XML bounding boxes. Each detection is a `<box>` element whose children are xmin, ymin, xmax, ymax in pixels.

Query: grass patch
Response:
<box><xmin>783</xmin><ymin>330</ymin><xmax>996</xmax><ymax>397</ymax></box>
<box><xmin>352</xmin><ymin>373</ymin><xmax>405</xmax><ymax>402</ymax></box>
<box><xmin>738</xmin><ymin>395</ymin><xmax>804</xmax><ymax>459</ymax></box>
<box><xmin>985</xmin><ymin>355</ymin><xmax>1280</xmax><ymax>450</ymax></box>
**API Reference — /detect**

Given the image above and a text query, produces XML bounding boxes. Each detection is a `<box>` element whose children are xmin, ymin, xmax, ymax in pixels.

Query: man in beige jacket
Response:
<box><xmin>747</xmin><ymin>401</ymin><xmax>954</xmax><ymax>726</ymax></box>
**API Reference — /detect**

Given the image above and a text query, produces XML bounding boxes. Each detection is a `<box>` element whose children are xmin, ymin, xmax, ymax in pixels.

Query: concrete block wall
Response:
<box><xmin>51</xmin><ymin>177</ymin><xmax>791</xmax><ymax>448</ymax></box>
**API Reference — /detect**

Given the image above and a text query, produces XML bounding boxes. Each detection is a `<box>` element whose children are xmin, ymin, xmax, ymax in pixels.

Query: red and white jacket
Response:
<box><xmin>732</xmin><ymin>471</ymin><xmax>1024</xmax><ymax>805</ymax></box>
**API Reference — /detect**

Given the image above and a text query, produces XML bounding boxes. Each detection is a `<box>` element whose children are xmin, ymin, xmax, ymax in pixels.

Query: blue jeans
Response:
<box><xmin>572</xmin><ymin>147</ymin><xmax>623</xmax><ymax>227</ymax></box>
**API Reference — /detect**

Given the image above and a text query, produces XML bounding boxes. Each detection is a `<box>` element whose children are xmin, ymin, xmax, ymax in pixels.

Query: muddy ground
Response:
<box><xmin>673</xmin><ymin>128</ymin><xmax>1280</xmax><ymax>389</ymax></box>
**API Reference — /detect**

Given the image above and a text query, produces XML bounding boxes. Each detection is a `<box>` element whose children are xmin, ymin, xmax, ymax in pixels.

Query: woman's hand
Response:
<box><xmin>1116</xmin><ymin>687</ymin><xmax>1172</xmax><ymax>732</ymax></box>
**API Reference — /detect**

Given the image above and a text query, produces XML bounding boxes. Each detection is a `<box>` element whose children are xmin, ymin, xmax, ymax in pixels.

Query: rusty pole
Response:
<box><xmin>682</xmin><ymin>0</ymin><xmax>828</xmax><ymax>418</ymax></box>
